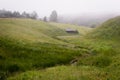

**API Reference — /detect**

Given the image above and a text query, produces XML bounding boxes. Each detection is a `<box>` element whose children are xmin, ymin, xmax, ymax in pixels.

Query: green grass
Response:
<box><xmin>8</xmin><ymin>66</ymin><xmax>107</xmax><ymax>80</ymax></box>
<box><xmin>0</xmin><ymin>18</ymin><xmax>67</xmax><ymax>44</ymax></box>
<box><xmin>49</xmin><ymin>22</ymin><xmax>91</xmax><ymax>35</ymax></box>
<box><xmin>50</xmin><ymin>22</ymin><xmax>92</xmax><ymax>43</ymax></box>
<box><xmin>0</xmin><ymin>17</ymin><xmax>120</xmax><ymax>80</ymax></box>
<box><xmin>88</xmin><ymin>16</ymin><xmax>120</xmax><ymax>40</ymax></box>
<box><xmin>0</xmin><ymin>18</ymin><xmax>90</xmax><ymax>79</ymax></box>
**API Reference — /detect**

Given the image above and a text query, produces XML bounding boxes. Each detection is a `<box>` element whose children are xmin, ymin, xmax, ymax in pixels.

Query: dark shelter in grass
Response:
<box><xmin>66</xmin><ymin>28</ymin><xmax>79</xmax><ymax>34</ymax></box>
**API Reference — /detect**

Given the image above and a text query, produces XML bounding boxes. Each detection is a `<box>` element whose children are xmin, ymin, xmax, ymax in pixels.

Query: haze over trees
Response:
<box><xmin>1</xmin><ymin>16</ymin><xmax>120</xmax><ymax>80</ymax></box>
<box><xmin>0</xmin><ymin>9</ymin><xmax>119</xmax><ymax>28</ymax></box>
<box><xmin>57</xmin><ymin>13</ymin><xmax>119</xmax><ymax>27</ymax></box>
<box><xmin>0</xmin><ymin>9</ymin><xmax>38</xmax><ymax>19</ymax></box>
<box><xmin>49</xmin><ymin>10</ymin><xmax>58</xmax><ymax>22</ymax></box>
<box><xmin>30</xmin><ymin>11</ymin><xmax>38</xmax><ymax>19</ymax></box>
<box><xmin>0</xmin><ymin>0</ymin><xmax>120</xmax><ymax>79</ymax></box>
<box><xmin>43</xmin><ymin>16</ymin><xmax>47</xmax><ymax>22</ymax></box>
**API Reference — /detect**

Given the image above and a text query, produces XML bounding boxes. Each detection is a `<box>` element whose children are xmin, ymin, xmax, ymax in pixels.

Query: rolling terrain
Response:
<box><xmin>0</xmin><ymin>16</ymin><xmax>120</xmax><ymax>80</ymax></box>
<box><xmin>0</xmin><ymin>18</ymin><xmax>91</xmax><ymax>80</ymax></box>
<box><xmin>88</xmin><ymin>16</ymin><xmax>120</xmax><ymax>40</ymax></box>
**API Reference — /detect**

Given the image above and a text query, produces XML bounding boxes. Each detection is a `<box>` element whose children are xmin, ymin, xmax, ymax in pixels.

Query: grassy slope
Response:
<box><xmin>0</xmin><ymin>18</ymin><xmax>92</xmax><ymax>79</ymax></box>
<box><xmin>0</xmin><ymin>18</ymin><xmax>90</xmax><ymax>44</ymax></box>
<box><xmin>49</xmin><ymin>22</ymin><xmax>91</xmax><ymax>35</ymax></box>
<box><xmin>88</xmin><ymin>16</ymin><xmax>120</xmax><ymax>40</ymax></box>
<box><xmin>49</xmin><ymin>22</ymin><xmax>92</xmax><ymax>44</ymax></box>
<box><xmin>8</xmin><ymin>66</ymin><xmax>106</xmax><ymax>80</ymax></box>
<box><xmin>77</xmin><ymin>16</ymin><xmax>120</xmax><ymax>79</ymax></box>
<box><xmin>8</xmin><ymin>16</ymin><xmax>120</xmax><ymax>80</ymax></box>
<box><xmin>0</xmin><ymin>18</ymin><xmax>67</xmax><ymax>44</ymax></box>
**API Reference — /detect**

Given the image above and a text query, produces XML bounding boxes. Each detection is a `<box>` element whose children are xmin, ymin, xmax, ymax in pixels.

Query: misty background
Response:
<box><xmin>0</xmin><ymin>0</ymin><xmax>120</xmax><ymax>27</ymax></box>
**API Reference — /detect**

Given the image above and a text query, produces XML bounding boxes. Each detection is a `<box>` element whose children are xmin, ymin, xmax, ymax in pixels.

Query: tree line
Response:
<box><xmin>0</xmin><ymin>9</ymin><xmax>38</xmax><ymax>19</ymax></box>
<box><xmin>0</xmin><ymin>9</ymin><xmax>58</xmax><ymax>22</ymax></box>
<box><xmin>43</xmin><ymin>10</ymin><xmax>58</xmax><ymax>22</ymax></box>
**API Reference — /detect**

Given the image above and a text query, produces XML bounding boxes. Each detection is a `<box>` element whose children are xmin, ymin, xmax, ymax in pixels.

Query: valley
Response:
<box><xmin>0</xmin><ymin>17</ymin><xmax>120</xmax><ymax>80</ymax></box>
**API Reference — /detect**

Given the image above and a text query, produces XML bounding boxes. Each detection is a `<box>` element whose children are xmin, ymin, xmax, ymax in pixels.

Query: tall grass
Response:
<box><xmin>1</xmin><ymin>17</ymin><xmax>120</xmax><ymax>80</ymax></box>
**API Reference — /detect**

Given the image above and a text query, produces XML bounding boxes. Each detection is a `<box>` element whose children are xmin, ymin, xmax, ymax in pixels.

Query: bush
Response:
<box><xmin>93</xmin><ymin>56</ymin><xmax>111</xmax><ymax>68</ymax></box>
<box><xmin>0</xmin><ymin>55</ymin><xmax>5</xmax><ymax>60</ymax></box>
<box><xmin>7</xmin><ymin>64</ymin><xmax>20</xmax><ymax>73</ymax></box>
<box><xmin>0</xmin><ymin>72</ymin><xmax>7</xmax><ymax>80</ymax></box>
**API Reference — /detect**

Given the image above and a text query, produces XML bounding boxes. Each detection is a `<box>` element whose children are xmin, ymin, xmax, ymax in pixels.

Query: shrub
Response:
<box><xmin>0</xmin><ymin>55</ymin><xmax>4</xmax><ymax>60</ymax></box>
<box><xmin>0</xmin><ymin>72</ymin><xmax>7</xmax><ymax>80</ymax></box>
<box><xmin>7</xmin><ymin>64</ymin><xmax>20</xmax><ymax>73</ymax></box>
<box><xmin>93</xmin><ymin>56</ymin><xmax>111</xmax><ymax>68</ymax></box>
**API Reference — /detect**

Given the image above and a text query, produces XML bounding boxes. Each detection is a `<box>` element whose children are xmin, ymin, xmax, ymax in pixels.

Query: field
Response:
<box><xmin>0</xmin><ymin>17</ymin><xmax>120</xmax><ymax>80</ymax></box>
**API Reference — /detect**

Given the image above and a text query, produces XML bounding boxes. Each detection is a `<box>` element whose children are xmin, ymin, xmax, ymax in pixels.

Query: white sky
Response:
<box><xmin>0</xmin><ymin>0</ymin><xmax>120</xmax><ymax>17</ymax></box>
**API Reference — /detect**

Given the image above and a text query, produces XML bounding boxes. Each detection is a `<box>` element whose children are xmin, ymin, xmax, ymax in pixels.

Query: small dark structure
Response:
<box><xmin>66</xmin><ymin>28</ymin><xmax>79</xmax><ymax>34</ymax></box>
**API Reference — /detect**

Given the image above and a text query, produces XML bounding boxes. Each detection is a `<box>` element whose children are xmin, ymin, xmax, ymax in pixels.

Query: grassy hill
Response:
<box><xmin>0</xmin><ymin>18</ymin><xmax>66</xmax><ymax>44</ymax></box>
<box><xmin>77</xmin><ymin>16</ymin><xmax>120</xmax><ymax>79</ymax></box>
<box><xmin>0</xmin><ymin>18</ymin><xmax>91</xmax><ymax>44</ymax></box>
<box><xmin>8</xmin><ymin>16</ymin><xmax>120</xmax><ymax>80</ymax></box>
<box><xmin>88</xmin><ymin>16</ymin><xmax>120</xmax><ymax>40</ymax></box>
<box><xmin>0</xmin><ymin>17</ymin><xmax>120</xmax><ymax>80</ymax></box>
<box><xmin>50</xmin><ymin>22</ymin><xmax>92</xmax><ymax>44</ymax></box>
<box><xmin>0</xmin><ymin>18</ymin><xmax>91</xmax><ymax>79</ymax></box>
<box><xmin>49</xmin><ymin>22</ymin><xmax>91</xmax><ymax>35</ymax></box>
<box><xmin>8</xmin><ymin>66</ymin><xmax>106</xmax><ymax>80</ymax></box>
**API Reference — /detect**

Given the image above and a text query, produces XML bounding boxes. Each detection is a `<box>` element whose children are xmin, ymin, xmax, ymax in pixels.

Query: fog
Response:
<box><xmin>0</xmin><ymin>0</ymin><xmax>120</xmax><ymax>17</ymax></box>
<box><xmin>0</xmin><ymin>0</ymin><xmax>120</xmax><ymax>26</ymax></box>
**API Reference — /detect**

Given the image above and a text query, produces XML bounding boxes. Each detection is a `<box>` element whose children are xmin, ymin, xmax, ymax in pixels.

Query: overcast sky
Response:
<box><xmin>0</xmin><ymin>0</ymin><xmax>120</xmax><ymax>17</ymax></box>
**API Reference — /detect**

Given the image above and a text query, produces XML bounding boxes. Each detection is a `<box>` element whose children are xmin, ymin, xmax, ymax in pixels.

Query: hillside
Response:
<box><xmin>0</xmin><ymin>17</ymin><xmax>120</xmax><ymax>80</ymax></box>
<box><xmin>50</xmin><ymin>22</ymin><xmax>92</xmax><ymax>44</ymax></box>
<box><xmin>8</xmin><ymin>66</ymin><xmax>105</xmax><ymax>80</ymax></box>
<box><xmin>49</xmin><ymin>22</ymin><xmax>91</xmax><ymax>35</ymax></box>
<box><xmin>0</xmin><ymin>18</ymin><xmax>91</xmax><ymax>80</ymax></box>
<box><xmin>0</xmin><ymin>18</ymin><xmax>91</xmax><ymax>44</ymax></box>
<box><xmin>7</xmin><ymin>16</ymin><xmax>120</xmax><ymax>80</ymax></box>
<box><xmin>88</xmin><ymin>16</ymin><xmax>120</xmax><ymax>40</ymax></box>
<box><xmin>0</xmin><ymin>18</ymin><xmax>66</xmax><ymax>44</ymax></box>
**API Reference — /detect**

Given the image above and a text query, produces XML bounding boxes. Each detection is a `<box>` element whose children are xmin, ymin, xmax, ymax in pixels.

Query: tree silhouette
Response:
<box><xmin>43</xmin><ymin>16</ymin><xmax>47</xmax><ymax>22</ymax></box>
<box><xmin>49</xmin><ymin>10</ymin><xmax>57</xmax><ymax>22</ymax></box>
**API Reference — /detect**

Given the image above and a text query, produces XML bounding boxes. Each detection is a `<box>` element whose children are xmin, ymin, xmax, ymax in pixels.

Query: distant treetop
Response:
<box><xmin>0</xmin><ymin>9</ymin><xmax>38</xmax><ymax>19</ymax></box>
<box><xmin>49</xmin><ymin>10</ymin><xmax>58</xmax><ymax>22</ymax></box>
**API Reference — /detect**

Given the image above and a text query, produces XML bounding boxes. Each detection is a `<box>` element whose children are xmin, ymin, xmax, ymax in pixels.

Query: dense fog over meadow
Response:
<box><xmin>0</xmin><ymin>0</ymin><xmax>120</xmax><ymax>80</ymax></box>
<box><xmin>0</xmin><ymin>0</ymin><xmax>120</xmax><ymax>26</ymax></box>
